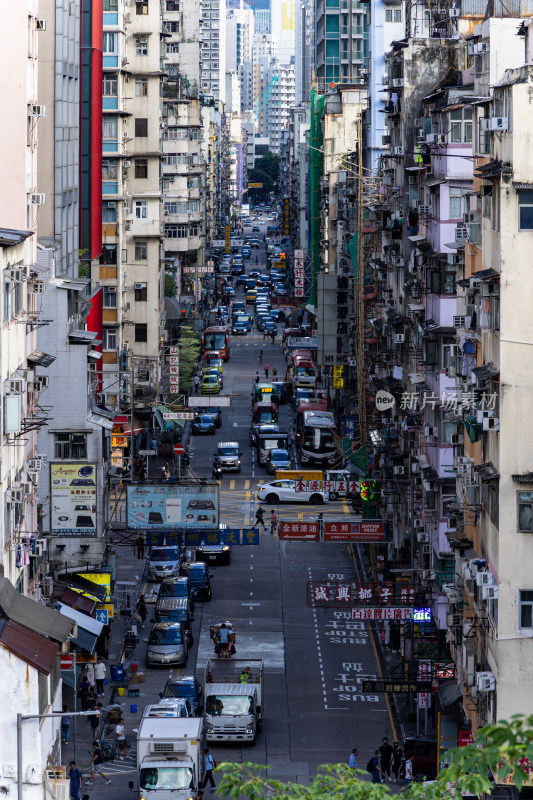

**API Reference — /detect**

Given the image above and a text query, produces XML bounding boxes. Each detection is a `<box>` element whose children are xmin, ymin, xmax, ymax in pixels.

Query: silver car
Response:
<box><xmin>146</xmin><ymin>622</ymin><xmax>188</xmax><ymax>666</ymax></box>
<box><xmin>147</xmin><ymin>546</ymin><xmax>182</xmax><ymax>581</ymax></box>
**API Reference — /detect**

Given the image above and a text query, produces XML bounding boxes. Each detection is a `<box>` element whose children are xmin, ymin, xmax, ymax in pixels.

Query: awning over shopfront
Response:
<box><xmin>0</xmin><ymin>618</ymin><xmax>58</xmax><ymax>674</ymax></box>
<box><xmin>68</xmin><ymin>574</ymin><xmax>108</xmax><ymax>604</ymax></box>
<box><xmin>112</xmin><ymin>415</ymin><xmax>145</xmax><ymax>435</ymax></box>
<box><xmin>0</xmin><ymin>577</ymin><xmax>74</xmax><ymax>643</ymax></box>
<box><xmin>59</xmin><ymin>587</ymin><xmax>97</xmax><ymax>616</ymax></box>
<box><xmin>57</xmin><ymin>603</ymin><xmax>104</xmax><ymax>656</ymax></box>
<box><xmin>437</xmin><ymin>680</ymin><xmax>462</xmax><ymax>709</ymax></box>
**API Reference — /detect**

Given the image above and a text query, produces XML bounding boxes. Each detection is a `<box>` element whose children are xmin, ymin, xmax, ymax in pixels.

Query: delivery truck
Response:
<box><xmin>203</xmin><ymin>657</ymin><xmax>264</xmax><ymax>743</ymax></box>
<box><xmin>135</xmin><ymin>711</ymin><xmax>204</xmax><ymax>800</ymax></box>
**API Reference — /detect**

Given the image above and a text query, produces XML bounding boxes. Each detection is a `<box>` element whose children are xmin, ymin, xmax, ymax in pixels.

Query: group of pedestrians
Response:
<box><xmin>348</xmin><ymin>738</ymin><xmax>413</xmax><ymax>788</ymax></box>
<box><xmin>254</xmin><ymin>506</ymin><xmax>277</xmax><ymax>535</ymax></box>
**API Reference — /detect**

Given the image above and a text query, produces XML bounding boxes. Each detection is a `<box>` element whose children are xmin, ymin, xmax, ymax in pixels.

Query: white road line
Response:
<box><xmin>308</xmin><ymin>565</ymin><xmax>328</xmax><ymax>712</ymax></box>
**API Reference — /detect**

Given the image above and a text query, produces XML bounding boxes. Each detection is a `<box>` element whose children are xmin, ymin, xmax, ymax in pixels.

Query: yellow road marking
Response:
<box><xmin>244</xmin><ymin>480</ymin><xmax>250</xmax><ymax>490</ymax></box>
<box><xmin>229</xmin><ymin>480</ymin><xmax>235</xmax><ymax>490</ymax></box>
<box><xmin>342</xmin><ymin>501</ymin><xmax>349</xmax><ymax>515</ymax></box>
<box><xmin>245</xmin><ymin>490</ymin><xmax>251</xmax><ymax>502</ymax></box>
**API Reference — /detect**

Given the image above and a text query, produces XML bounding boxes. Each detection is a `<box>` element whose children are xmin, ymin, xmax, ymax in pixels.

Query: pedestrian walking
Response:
<box><xmin>137</xmin><ymin>596</ymin><xmax>147</xmax><ymax>628</ymax></box>
<box><xmin>115</xmin><ymin>717</ymin><xmax>128</xmax><ymax>759</ymax></box>
<box><xmin>348</xmin><ymin>748</ymin><xmax>358</xmax><ymax>771</ymax></box>
<box><xmin>150</xmin><ymin>435</ymin><xmax>158</xmax><ymax>456</ymax></box>
<box><xmin>264</xmin><ymin>362</ymin><xmax>269</xmax><ymax>379</ymax></box>
<box><xmin>270</xmin><ymin>509</ymin><xmax>277</xmax><ymax>535</ymax></box>
<box><xmin>202</xmin><ymin>748</ymin><xmax>216</xmax><ymax>790</ymax></box>
<box><xmin>369</xmin><ymin>751</ymin><xmax>385</xmax><ymax>784</ymax></box>
<box><xmin>263</xmin><ymin>330</ymin><xmax>267</xmax><ymax>340</ymax></box>
<box><xmin>270</xmin><ymin>331</ymin><xmax>276</xmax><ymax>344</ymax></box>
<box><xmin>193</xmin><ymin>375</ymin><xmax>200</xmax><ymax>394</ymax></box>
<box><xmin>160</xmin><ymin>464</ymin><xmax>170</xmax><ymax>482</ymax></box>
<box><xmin>255</xmin><ymin>371</ymin><xmax>260</xmax><ymax>383</ymax></box>
<box><xmin>272</xmin><ymin>366</ymin><xmax>277</xmax><ymax>380</ymax></box>
<box><xmin>403</xmin><ymin>757</ymin><xmax>414</xmax><ymax>788</ymax></box>
<box><xmin>255</xmin><ymin>506</ymin><xmax>265</xmax><ymax>528</ymax></box>
<box><xmin>258</xmin><ymin>349</ymin><xmax>263</xmax><ymax>363</ymax></box>
<box><xmin>85</xmin><ymin>743</ymin><xmax>111</xmax><ymax>786</ymax></box>
<box><xmin>85</xmin><ymin>687</ymin><xmax>97</xmax><ymax>711</ymax></box>
<box><xmin>391</xmin><ymin>742</ymin><xmax>403</xmax><ymax>782</ymax></box>
<box><xmin>94</xmin><ymin>657</ymin><xmax>107</xmax><ymax>697</ymax></box>
<box><xmin>290</xmin><ymin>428</ymin><xmax>296</xmax><ymax>450</ymax></box>
<box><xmin>78</xmin><ymin>674</ymin><xmax>91</xmax><ymax>711</ymax></box>
<box><xmin>69</xmin><ymin>761</ymin><xmax>82</xmax><ymax>800</ymax></box>
<box><xmin>379</xmin><ymin>737</ymin><xmax>393</xmax><ymax>779</ymax></box>
<box><xmin>135</xmin><ymin>533</ymin><xmax>145</xmax><ymax>559</ymax></box>
<box><xmin>62</xmin><ymin>705</ymin><xmax>72</xmax><ymax>744</ymax></box>
<box><xmin>89</xmin><ymin>703</ymin><xmax>103</xmax><ymax>743</ymax></box>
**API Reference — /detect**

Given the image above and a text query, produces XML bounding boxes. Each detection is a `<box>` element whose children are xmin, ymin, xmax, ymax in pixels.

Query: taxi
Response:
<box><xmin>201</xmin><ymin>373</ymin><xmax>221</xmax><ymax>395</ymax></box>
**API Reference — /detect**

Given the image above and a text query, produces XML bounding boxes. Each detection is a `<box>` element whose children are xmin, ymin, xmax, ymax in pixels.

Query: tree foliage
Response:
<box><xmin>248</xmin><ymin>151</ymin><xmax>281</xmax><ymax>198</ymax></box>
<box><xmin>177</xmin><ymin>324</ymin><xmax>200</xmax><ymax>388</ymax></box>
<box><xmin>214</xmin><ymin>716</ymin><xmax>533</xmax><ymax>800</ymax></box>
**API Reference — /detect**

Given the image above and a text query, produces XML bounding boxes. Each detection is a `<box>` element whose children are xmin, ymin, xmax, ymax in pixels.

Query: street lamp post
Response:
<box><xmin>17</xmin><ymin>710</ymin><xmax>94</xmax><ymax>800</ymax></box>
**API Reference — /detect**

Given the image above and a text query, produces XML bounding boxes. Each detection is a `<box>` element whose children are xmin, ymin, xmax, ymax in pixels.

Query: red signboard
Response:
<box><xmin>279</xmin><ymin>522</ymin><xmax>319</xmax><ymax>540</ymax></box>
<box><xmin>458</xmin><ymin>731</ymin><xmax>475</xmax><ymax>747</ymax></box>
<box><xmin>173</xmin><ymin>444</ymin><xmax>185</xmax><ymax>455</ymax></box>
<box><xmin>324</xmin><ymin>521</ymin><xmax>385</xmax><ymax>542</ymax></box>
<box><xmin>308</xmin><ymin>580</ymin><xmax>417</xmax><ymax>607</ymax></box>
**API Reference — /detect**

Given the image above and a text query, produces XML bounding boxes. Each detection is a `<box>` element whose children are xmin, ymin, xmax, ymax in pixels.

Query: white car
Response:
<box><xmin>256</xmin><ymin>480</ymin><xmax>329</xmax><ymax>505</ymax></box>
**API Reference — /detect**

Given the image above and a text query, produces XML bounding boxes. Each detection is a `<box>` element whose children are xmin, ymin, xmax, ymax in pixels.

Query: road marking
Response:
<box><xmin>229</xmin><ymin>480</ymin><xmax>235</xmax><ymax>490</ymax></box>
<box><xmin>244</xmin><ymin>480</ymin><xmax>250</xmax><ymax>490</ymax></box>
<box><xmin>342</xmin><ymin>501</ymin><xmax>349</xmax><ymax>515</ymax></box>
<box><xmin>242</xmin><ymin>602</ymin><xmax>261</xmax><ymax>607</ymax></box>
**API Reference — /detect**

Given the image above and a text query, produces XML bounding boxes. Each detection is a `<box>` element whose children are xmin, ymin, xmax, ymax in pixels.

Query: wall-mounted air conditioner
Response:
<box><xmin>424</xmin><ymin>426</ymin><xmax>437</xmax><ymax>437</ymax></box>
<box><xmin>392</xmin><ymin>146</ymin><xmax>404</xmax><ymax>155</ymax></box>
<box><xmin>476</xmin><ymin>671</ymin><xmax>495</xmax><ymax>691</ymax></box>
<box><xmin>482</xmin><ymin>416</ymin><xmax>499</xmax><ymax>431</ymax></box>
<box><xmin>393</xmin><ymin>333</ymin><xmax>405</xmax><ymax>343</ymax></box>
<box><xmin>393</xmin><ymin>466</ymin><xmax>405</xmax><ymax>475</ymax></box>
<box><xmin>451</xmin><ymin>433</ymin><xmax>463</xmax><ymax>445</ymax></box>
<box><xmin>29</xmin><ymin>193</ymin><xmax>46</xmax><ymax>205</ymax></box>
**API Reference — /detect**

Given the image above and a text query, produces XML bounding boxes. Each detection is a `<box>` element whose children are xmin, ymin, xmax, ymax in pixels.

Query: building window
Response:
<box><xmin>449</xmin><ymin>187</ymin><xmax>467</xmax><ymax>219</ymax></box>
<box><xmin>135</xmin><ymin>79</ymin><xmax>148</xmax><ymax>96</ymax></box>
<box><xmin>165</xmin><ymin>224</ymin><xmax>188</xmax><ymax>238</ymax></box>
<box><xmin>190</xmin><ymin>224</ymin><xmax>199</xmax><ymax>236</ymax></box>
<box><xmin>135</xmin><ymin>323</ymin><xmax>148</xmax><ymax>342</ymax></box>
<box><xmin>103</xmin><ymin>328</ymin><xmax>117</xmax><ymax>350</ymax></box>
<box><xmin>450</xmin><ymin>107</ymin><xmax>472</xmax><ymax>143</ymax></box>
<box><xmin>135</xmin><ymin>118</ymin><xmax>148</xmax><ymax>137</ymax></box>
<box><xmin>135</xmin><ymin>241</ymin><xmax>148</xmax><ymax>260</ymax></box>
<box><xmin>103</xmin><ymin>286</ymin><xmax>117</xmax><ymax>308</ymax></box>
<box><xmin>54</xmin><ymin>433</ymin><xmax>88</xmax><ymax>460</ymax></box>
<box><xmin>102</xmin><ymin>159</ymin><xmax>117</xmax><ymax>180</ymax></box>
<box><xmin>103</xmin><ymin>117</ymin><xmax>118</xmax><ymax>141</ymax></box>
<box><xmin>518</xmin><ymin>191</ymin><xmax>533</xmax><ymax>230</ymax></box>
<box><xmin>167</xmin><ymin>42</ymin><xmax>180</xmax><ymax>53</ymax></box>
<box><xmin>102</xmin><ymin>203</ymin><xmax>117</xmax><ymax>222</ymax></box>
<box><xmin>166</xmin><ymin>0</ymin><xmax>180</xmax><ymax>9</ymax></box>
<box><xmin>136</xmin><ymin>0</ymin><xmax>148</xmax><ymax>13</ymax></box>
<box><xmin>104</xmin><ymin>0</ymin><xmax>118</xmax><ymax>9</ymax></box>
<box><xmin>103</xmin><ymin>32</ymin><xmax>117</xmax><ymax>54</ymax></box>
<box><xmin>135</xmin><ymin>282</ymin><xmax>148</xmax><ymax>301</ymax></box>
<box><xmin>100</xmin><ymin>244</ymin><xmax>117</xmax><ymax>265</ymax></box>
<box><xmin>518</xmin><ymin>492</ymin><xmax>533</xmax><ymax>531</ymax></box>
<box><xmin>519</xmin><ymin>591</ymin><xmax>533</xmax><ymax>628</ymax></box>
<box><xmin>135</xmin><ymin>200</ymin><xmax>147</xmax><ymax>219</ymax></box>
<box><xmin>136</xmin><ymin>36</ymin><xmax>148</xmax><ymax>56</ymax></box>
<box><xmin>103</xmin><ymin>75</ymin><xmax>118</xmax><ymax>96</ymax></box>
<box><xmin>135</xmin><ymin>158</ymin><xmax>148</xmax><ymax>178</ymax></box>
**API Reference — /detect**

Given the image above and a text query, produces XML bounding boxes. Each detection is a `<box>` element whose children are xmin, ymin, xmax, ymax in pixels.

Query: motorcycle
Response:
<box><xmin>212</xmin><ymin>460</ymin><xmax>223</xmax><ymax>480</ymax></box>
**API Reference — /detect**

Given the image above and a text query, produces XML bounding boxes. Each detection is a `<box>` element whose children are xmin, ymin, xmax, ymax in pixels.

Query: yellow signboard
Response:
<box><xmin>74</xmin><ymin>652</ymin><xmax>97</xmax><ymax>664</ymax></box>
<box><xmin>225</xmin><ymin>224</ymin><xmax>231</xmax><ymax>254</ymax></box>
<box><xmin>273</xmin><ymin>260</ymin><xmax>286</xmax><ymax>270</ymax></box>
<box><xmin>333</xmin><ymin>365</ymin><xmax>344</xmax><ymax>389</ymax></box>
<box><xmin>248</xmin><ymin>183</ymin><xmax>263</xmax><ymax>188</ymax></box>
<box><xmin>97</xmin><ymin>602</ymin><xmax>115</xmax><ymax>620</ymax></box>
<box><xmin>74</xmin><ymin>572</ymin><xmax>111</xmax><ymax>601</ymax></box>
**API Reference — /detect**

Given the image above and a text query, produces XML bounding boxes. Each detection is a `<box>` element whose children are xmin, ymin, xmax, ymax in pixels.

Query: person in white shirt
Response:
<box><xmin>94</xmin><ymin>657</ymin><xmax>107</xmax><ymax>696</ymax></box>
<box><xmin>404</xmin><ymin>758</ymin><xmax>414</xmax><ymax>788</ymax></box>
<box><xmin>115</xmin><ymin>718</ymin><xmax>127</xmax><ymax>759</ymax></box>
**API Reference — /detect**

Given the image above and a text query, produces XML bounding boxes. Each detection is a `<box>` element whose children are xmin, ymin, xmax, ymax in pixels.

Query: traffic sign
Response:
<box><xmin>173</xmin><ymin>444</ymin><xmax>185</xmax><ymax>455</ymax></box>
<box><xmin>139</xmin><ymin>449</ymin><xmax>156</xmax><ymax>456</ymax></box>
<box><xmin>60</xmin><ymin>654</ymin><xmax>74</xmax><ymax>670</ymax></box>
<box><xmin>163</xmin><ymin>412</ymin><xmax>195</xmax><ymax>421</ymax></box>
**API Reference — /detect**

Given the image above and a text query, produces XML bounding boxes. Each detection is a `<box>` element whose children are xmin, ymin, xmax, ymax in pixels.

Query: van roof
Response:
<box><xmin>157</xmin><ymin>598</ymin><xmax>190</xmax><ymax>610</ymax></box>
<box><xmin>217</xmin><ymin>441</ymin><xmax>239</xmax><ymax>447</ymax></box>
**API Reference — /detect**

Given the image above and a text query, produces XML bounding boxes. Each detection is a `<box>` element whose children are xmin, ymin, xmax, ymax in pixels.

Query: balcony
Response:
<box><xmin>128</xmin><ymin>219</ymin><xmax>162</xmax><ymax>238</ymax></box>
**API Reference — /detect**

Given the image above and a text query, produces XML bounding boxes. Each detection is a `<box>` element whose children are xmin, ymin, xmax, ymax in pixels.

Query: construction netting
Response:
<box><xmin>309</xmin><ymin>89</ymin><xmax>326</xmax><ymax>307</ymax></box>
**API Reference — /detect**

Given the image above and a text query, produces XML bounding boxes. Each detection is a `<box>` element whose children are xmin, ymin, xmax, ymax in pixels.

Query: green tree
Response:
<box><xmin>255</xmin><ymin>151</ymin><xmax>280</xmax><ymax>184</ymax></box>
<box><xmin>215</xmin><ymin>716</ymin><xmax>533</xmax><ymax>800</ymax></box>
<box><xmin>165</xmin><ymin>325</ymin><xmax>199</xmax><ymax>399</ymax></box>
<box><xmin>165</xmin><ymin>272</ymin><xmax>177</xmax><ymax>298</ymax></box>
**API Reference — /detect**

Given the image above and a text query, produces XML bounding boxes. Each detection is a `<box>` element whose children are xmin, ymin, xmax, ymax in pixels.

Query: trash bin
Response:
<box><xmin>130</xmin><ymin>704</ymin><xmax>138</xmax><ymax>713</ymax></box>
<box><xmin>111</xmin><ymin>664</ymin><xmax>124</xmax><ymax>682</ymax></box>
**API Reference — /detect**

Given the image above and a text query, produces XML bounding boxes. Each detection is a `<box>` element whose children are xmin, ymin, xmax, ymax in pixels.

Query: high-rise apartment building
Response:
<box><xmin>226</xmin><ymin>0</ymin><xmax>254</xmax><ymax>71</ymax></box>
<box><xmin>295</xmin><ymin>0</ymin><xmax>313</xmax><ymax>104</ymax></box>
<box><xmin>252</xmin><ymin>0</ymin><xmax>271</xmax><ymax>33</ymax></box>
<box><xmin>200</xmin><ymin>0</ymin><xmax>227</xmax><ymax>104</ymax></box>
<box><xmin>314</xmin><ymin>0</ymin><xmax>367</xmax><ymax>90</ymax></box>
<box><xmin>265</xmin><ymin>62</ymin><xmax>296</xmax><ymax>154</ymax></box>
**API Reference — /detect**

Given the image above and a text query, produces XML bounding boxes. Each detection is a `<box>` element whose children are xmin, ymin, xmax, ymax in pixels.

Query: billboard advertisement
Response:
<box><xmin>127</xmin><ymin>483</ymin><xmax>219</xmax><ymax>530</ymax></box>
<box><xmin>50</xmin><ymin>463</ymin><xmax>97</xmax><ymax>536</ymax></box>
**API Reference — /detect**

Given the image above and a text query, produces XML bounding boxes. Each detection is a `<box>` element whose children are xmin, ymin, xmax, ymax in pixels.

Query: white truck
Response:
<box><xmin>203</xmin><ymin>657</ymin><xmax>264</xmax><ymax>743</ymax></box>
<box><xmin>135</xmin><ymin>711</ymin><xmax>204</xmax><ymax>800</ymax></box>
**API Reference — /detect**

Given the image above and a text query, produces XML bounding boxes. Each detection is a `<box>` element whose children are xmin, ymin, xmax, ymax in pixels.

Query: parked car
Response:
<box><xmin>146</xmin><ymin>698</ymin><xmax>193</xmax><ymax>717</ymax></box>
<box><xmin>180</xmin><ymin>561</ymin><xmax>212</xmax><ymax>601</ymax></box>
<box><xmin>160</xmin><ymin>676</ymin><xmax>204</xmax><ymax>716</ymax></box>
<box><xmin>159</xmin><ymin>577</ymin><xmax>195</xmax><ymax>608</ymax></box>
<box><xmin>146</xmin><ymin>622</ymin><xmax>188</xmax><ymax>667</ymax></box>
<box><xmin>154</xmin><ymin>597</ymin><xmax>194</xmax><ymax>646</ymax></box>
<box><xmin>266</xmin><ymin>448</ymin><xmax>292</xmax><ymax>474</ymax></box>
<box><xmin>256</xmin><ymin>479</ymin><xmax>329</xmax><ymax>505</ymax></box>
<box><xmin>192</xmin><ymin>414</ymin><xmax>216</xmax><ymax>435</ymax></box>
<box><xmin>148</xmin><ymin>547</ymin><xmax>183</xmax><ymax>581</ymax></box>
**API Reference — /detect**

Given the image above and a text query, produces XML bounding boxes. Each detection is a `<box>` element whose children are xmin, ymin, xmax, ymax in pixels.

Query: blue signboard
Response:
<box><xmin>127</xmin><ymin>483</ymin><xmax>219</xmax><ymax>530</ymax></box>
<box><xmin>95</xmin><ymin>608</ymin><xmax>109</xmax><ymax>625</ymax></box>
<box><xmin>145</xmin><ymin>529</ymin><xmax>260</xmax><ymax>546</ymax></box>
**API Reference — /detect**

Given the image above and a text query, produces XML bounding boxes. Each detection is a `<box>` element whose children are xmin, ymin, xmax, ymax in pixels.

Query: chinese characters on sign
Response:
<box><xmin>169</xmin><ymin>346</ymin><xmax>179</xmax><ymax>392</ymax></box>
<box><xmin>400</xmin><ymin>390</ymin><xmax>497</xmax><ymax>413</ymax></box>
<box><xmin>308</xmin><ymin>580</ymin><xmax>417</xmax><ymax>607</ymax></box>
<box><xmin>294</xmin><ymin>249</ymin><xmax>304</xmax><ymax>298</ymax></box>
<box><xmin>458</xmin><ymin>731</ymin><xmax>475</xmax><ymax>747</ymax></box>
<box><xmin>333</xmin><ymin>365</ymin><xmax>344</xmax><ymax>389</ymax></box>
<box><xmin>225</xmin><ymin>224</ymin><xmax>231</xmax><ymax>254</ymax></box>
<box><xmin>145</xmin><ymin>528</ymin><xmax>259</xmax><ymax>546</ymax></box>
<box><xmin>279</xmin><ymin>521</ymin><xmax>319</xmax><ymax>540</ymax></box>
<box><xmin>295</xmin><ymin>479</ymin><xmax>360</xmax><ymax>494</ymax></box>
<box><xmin>283</xmin><ymin>198</ymin><xmax>290</xmax><ymax>235</ymax></box>
<box><xmin>413</xmin><ymin>607</ymin><xmax>432</xmax><ymax>622</ymax></box>
<box><xmin>324</xmin><ymin>520</ymin><xmax>386</xmax><ymax>542</ymax></box>
<box><xmin>351</xmin><ymin>607</ymin><xmax>414</xmax><ymax>620</ymax></box>
<box><xmin>362</xmin><ymin>681</ymin><xmax>432</xmax><ymax>693</ymax></box>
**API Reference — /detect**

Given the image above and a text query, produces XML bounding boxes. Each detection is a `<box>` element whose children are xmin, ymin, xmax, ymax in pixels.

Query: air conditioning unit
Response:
<box><xmin>447</xmin><ymin>612</ymin><xmax>462</xmax><ymax>627</ymax></box>
<box><xmin>476</xmin><ymin>571</ymin><xmax>496</xmax><ymax>588</ymax></box>
<box><xmin>451</xmin><ymin>433</ymin><xmax>463</xmax><ymax>445</ymax></box>
<box><xmin>393</xmin><ymin>333</ymin><xmax>405</xmax><ymax>343</ymax></box>
<box><xmin>424</xmin><ymin>426</ymin><xmax>437</xmax><ymax>437</ymax></box>
<box><xmin>417</xmin><ymin>532</ymin><xmax>429</xmax><ymax>543</ymax></box>
<box><xmin>391</xmin><ymin>78</ymin><xmax>404</xmax><ymax>88</ymax></box>
<box><xmin>408</xmin><ymin>176</ymin><xmax>418</xmax><ymax>185</ymax></box>
<box><xmin>9</xmin><ymin>379</ymin><xmax>24</xmax><ymax>393</ymax></box>
<box><xmin>29</xmin><ymin>280</ymin><xmax>45</xmax><ymax>294</ymax></box>
<box><xmin>88</xmin><ymin>363</ymin><xmax>98</xmax><ymax>373</ymax></box>
<box><xmin>483</xmin><ymin>416</ymin><xmax>500</xmax><ymax>431</ymax></box>
<box><xmin>453</xmin><ymin>315</ymin><xmax>470</xmax><ymax>328</ymax></box>
<box><xmin>34</xmin><ymin>538</ymin><xmax>47</xmax><ymax>557</ymax></box>
<box><xmin>482</xmin><ymin>585</ymin><xmax>499</xmax><ymax>600</ymax></box>
<box><xmin>392</xmin><ymin>146</ymin><xmax>404</xmax><ymax>156</ymax></box>
<box><xmin>489</xmin><ymin>117</ymin><xmax>508</xmax><ymax>131</ymax></box>
<box><xmin>29</xmin><ymin>193</ymin><xmax>46</xmax><ymax>205</ymax></box>
<box><xmin>421</xmin><ymin>570</ymin><xmax>434</xmax><ymax>581</ymax></box>
<box><xmin>449</xmin><ymin>6</ymin><xmax>460</xmax><ymax>16</ymax></box>
<box><xmin>417</xmin><ymin>205</ymin><xmax>430</xmax><ymax>215</ymax></box>
<box><xmin>9</xmin><ymin>268</ymin><xmax>23</xmax><ymax>282</ymax></box>
<box><xmin>382</xmin><ymin>135</ymin><xmax>391</xmax><ymax>145</ymax></box>
<box><xmin>36</xmin><ymin>19</ymin><xmax>47</xmax><ymax>30</ymax></box>
<box><xmin>9</xmin><ymin>489</ymin><xmax>24</xmax><ymax>503</ymax></box>
<box><xmin>125</xmin><ymin>12</ymin><xmax>132</xmax><ymax>23</ymax></box>
<box><xmin>463</xmin><ymin>213</ymin><xmax>477</xmax><ymax>224</ymax></box>
<box><xmin>448</xmin><ymin>253</ymin><xmax>462</xmax><ymax>265</ymax></box>
<box><xmin>393</xmin><ymin>466</ymin><xmax>405</xmax><ymax>475</ymax></box>
<box><xmin>426</xmin><ymin>133</ymin><xmax>444</xmax><ymax>143</ymax></box>
<box><xmin>455</xmin><ymin>225</ymin><xmax>468</xmax><ymax>242</ymax></box>
<box><xmin>28</xmin><ymin>457</ymin><xmax>43</xmax><ymax>471</ymax></box>
<box><xmin>28</xmin><ymin>104</ymin><xmax>46</xmax><ymax>117</ymax></box>
<box><xmin>476</xmin><ymin>671</ymin><xmax>495</xmax><ymax>691</ymax></box>
<box><xmin>474</xmin><ymin>42</ymin><xmax>489</xmax><ymax>53</ymax></box>
<box><xmin>20</xmin><ymin>482</ymin><xmax>33</xmax><ymax>496</ymax></box>
<box><xmin>42</xmin><ymin>576</ymin><xmax>54</xmax><ymax>598</ymax></box>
